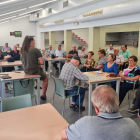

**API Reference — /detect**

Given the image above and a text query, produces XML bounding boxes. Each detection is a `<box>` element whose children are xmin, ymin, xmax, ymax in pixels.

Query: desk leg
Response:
<box><xmin>88</xmin><ymin>83</ymin><xmax>93</xmax><ymax>116</ymax></box>
<box><xmin>116</xmin><ymin>79</ymin><xmax>120</xmax><ymax>96</ymax></box>
<box><xmin>1</xmin><ymin>82</ymin><xmax>5</xmax><ymax>98</ymax></box>
<box><xmin>59</xmin><ymin>61</ymin><xmax>61</xmax><ymax>73</ymax></box>
<box><xmin>48</xmin><ymin>61</ymin><xmax>50</xmax><ymax>78</ymax></box>
<box><xmin>36</xmin><ymin>78</ymin><xmax>40</xmax><ymax>105</ymax></box>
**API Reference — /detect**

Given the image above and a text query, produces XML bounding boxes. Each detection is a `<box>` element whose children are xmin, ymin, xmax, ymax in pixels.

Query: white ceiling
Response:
<box><xmin>0</xmin><ymin>0</ymin><xmax>60</xmax><ymax>22</ymax></box>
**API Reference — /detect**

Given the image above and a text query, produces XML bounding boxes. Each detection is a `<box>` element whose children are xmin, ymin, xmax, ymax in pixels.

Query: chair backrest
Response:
<box><xmin>0</xmin><ymin>46</ymin><xmax>3</xmax><ymax>50</ymax></box>
<box><xmin>78</xmin><ymin>58</ymin><xmax>86</xmax><ymax>69</ymax></box>
<box><xmin>1</xmin><ymin>94</ymin><xmax>32</xmax><ymax>112</ymax></box>
<box><xmin>13</xmin><ymin>79</ymin><xmax>35</xmax><ymax>97</ymax></box>
<box><xmin>1</xmin><ymin>52</ymin><xmax>7</xmax><ymax>56</ymax></box>
<box><xmin>52</xmin><ymin>75</ymin><xmax>66</xmax><ymax>99</ymax></box>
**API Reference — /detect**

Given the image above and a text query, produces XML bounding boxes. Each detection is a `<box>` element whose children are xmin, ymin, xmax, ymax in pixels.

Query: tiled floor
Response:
<box><xmin>0</xmin><ymin>72</ymin><xmax>140</xmax><ymax>130</ymax></box>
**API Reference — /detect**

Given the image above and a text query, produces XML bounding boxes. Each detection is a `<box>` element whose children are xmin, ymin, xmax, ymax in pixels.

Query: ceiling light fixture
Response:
<box><xmin>29</xmin><ymin>0</ymin><xmax>58</xmax><ymax>8</ymax></box>
<box><xmin>0</xmin><ymin>8</ymin><xmax>27</xmax><ymax>17</ymax></box>
<box><xmin>0</xmin><ymin>20</ymin><xmax>10</xmax><ymax>24</ymax></box>
<box><xmin>0</xmin><ymin>0</ymin><xmax>17</xmax><ymax>5</ymax></box>
<box><xmin>18</xmin><ymin>8</ymin><xmax>43</xmax><ymax>16</ymax></box>
<box><xmin>11</xmin><ymin>15</ymin><xmax>30</xmax><ymax>21</ymax></box>
<box><xmin>0</xmin><ymin>16</ymin><xmax>17</xmax><ymax>22</ymax></box>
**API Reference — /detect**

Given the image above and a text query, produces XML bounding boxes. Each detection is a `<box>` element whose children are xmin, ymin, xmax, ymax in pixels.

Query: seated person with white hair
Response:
<box><xmin>78</xmin><ymin>46</ymin><xmax>88</xmax><ymax>58</ymax></box>
<box><xmin>2</xmin><ymin>43</ymin><xmax>12</xmax><ymax>52</ymax></box>
<box><xmin>67</xmin><ymin>45</ymin><xmax>78</xmax><ymax>62</ymax></box>
<box><xmin>61</xmin><ymin>85</ymin><xmax>140</xmax><ymax>140</ymax></box>
<box><xmin>8</xmin><ymin>45</ymin><xmax>20</xmax><ymax>60</ymax></box>
<box><xmin>114</xmin><ymin>48</ymin><xmax>124</xmax><ymax>66</ymax></box>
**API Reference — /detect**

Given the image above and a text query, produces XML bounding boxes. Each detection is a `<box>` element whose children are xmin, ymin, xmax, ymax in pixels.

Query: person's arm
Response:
<box><xmin>38</xmin><ymin>57</ymin><xmax>44</xmax><ymax>65</ymax></box>
<box><xmin>96</xmin><ymin>64</ymin><xmax>104</xmax><ymax>69</ymax></box>
<box><xmin>61</xmin><ymin>129</ymin><xmax>68</xmax><ymax>140</ymax></box>
<box><xmin>101</xmin><ymin>63</ymin><xmax>106</xmax><ymax>72</ymax></box>
<box><xmin>74</xmin><ymin>68</ymin><xmax>89</xmax><ymax>81</ymax></box>
<box><xmin>117</xmin><ymin>62</ymin><xmax>124</xmax><ymax>65</ymax></box>
<box><xmin>123</xmin><ymin>75</ymin><xmax>140</xmax><ymax>81</ymax></box>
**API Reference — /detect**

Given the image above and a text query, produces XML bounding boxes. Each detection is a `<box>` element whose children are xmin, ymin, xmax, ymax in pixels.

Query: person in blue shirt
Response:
<box><xmin>101</xmin><ymin>53</ymin><xmax>118</xmax><ymax>74</ymax></box>
<box><xmin>8</xmin><ymin>45</ymin><xmax>20</xmax><ymax>60</ymax></box>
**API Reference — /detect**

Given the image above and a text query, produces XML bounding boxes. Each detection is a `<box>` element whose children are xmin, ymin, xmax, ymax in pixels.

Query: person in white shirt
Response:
<box><xmin>78</xmin><ymin>46</ymin><xmax>88</xmax><ymax>58</ymax></box>
<box><xmin>114</xmin><ymin>48</ymin><xmax>124</xmax><ymax>66</ymax></box>
<box><xmin>52</xmin><ymin>45</ymin><xmax>66</xmax><ymax>72</ymax></box>
<box><xmin>106</xmin><ymin>44</ymin><xmax>114</xmax><ymax>56</ymax></box>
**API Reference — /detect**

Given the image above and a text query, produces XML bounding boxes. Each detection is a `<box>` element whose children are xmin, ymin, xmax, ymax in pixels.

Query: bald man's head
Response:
<box><xmin>72</xmin><ymin>45</ymin><xmax>76</xmax><ymax>51</ymax></box>
<box><xmin>13</xmin><ymin>45</ymin><xmax>17</xmax><ymax>52</ymax></box>
<box><xmin>114</xmin><ymin>48</ymin><xmax>119</xmax><ymax>55</ymax></box>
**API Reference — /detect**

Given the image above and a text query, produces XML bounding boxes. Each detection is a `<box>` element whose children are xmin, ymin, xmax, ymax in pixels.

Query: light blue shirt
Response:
<box><xmin>55</xmin><ymin>49</ymin><xmax>65</xmax><ymax>57</ymax></box>
<box><xmin>46</xmin><ymin>49</ymin><xmax>55</xmax><ymax>55</ymax></box>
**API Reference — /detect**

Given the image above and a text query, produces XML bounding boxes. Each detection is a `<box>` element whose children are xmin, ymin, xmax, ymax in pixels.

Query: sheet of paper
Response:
<box><xmin>84</xmin><ymin>73</ymin><xmax>106</xmax><ymax>81</ymax></box>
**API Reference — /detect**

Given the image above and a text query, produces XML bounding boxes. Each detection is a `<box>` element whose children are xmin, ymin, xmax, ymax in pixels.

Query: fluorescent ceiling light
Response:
<box><xmin>0</xmin><ymin>0</ymin><xmax>17</xmax><ymax>5</ymax></box>
<box><xmin>18</xmin><ymin>8</ymin><xmax>43</xmax><ymax>16</ymax></box>
<box><xmin>0</xmin><ymin>16</ymin><xmax>17</xmax><ymax>22</ymax></box>
<box><xmin>11</xmin><ymin>15</ymin><xmax>30</xmax><ymax>21</ymax></box>
<box><xmin>0</xmin><ymin>20</ymin><xmax>10</xmax><ymax>24</ymax></box>
<box><xmin>0</xmin><ymin>8</ymin><xmax>27</xmax><ymax>17</ymax></box>
<box><xmin>29</xmin><ymin>0</ymin><xmax>57</xmax><ymax>8</ymax></box>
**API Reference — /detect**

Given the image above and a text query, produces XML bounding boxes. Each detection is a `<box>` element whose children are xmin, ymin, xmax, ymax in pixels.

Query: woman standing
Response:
<box><xmin>20</xmin><ymin>36</ymin><xmax>48</xmax><ymax>100</ymax></box>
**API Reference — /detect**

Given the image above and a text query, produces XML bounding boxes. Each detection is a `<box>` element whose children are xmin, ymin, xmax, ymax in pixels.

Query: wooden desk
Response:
<box><xmin>0</xmin><ymin>71</ymin><xmax>41</xmax><ymax>105</ymax></box>
<box><xmin>0</xmin><ymin>61</ymin><xmax>22</xmax><ymax>72</ymax></box>
<box><xmin>84</xmin><ymin>71</ymin><xmax>121</xmax><ymax>116</ymax></box>
<box><xmin>44</xmin><ymin>57</ymin><xmax>67</xmax><ymax>78</ymax></box>
<box><xmin>0</xmin><ymin>104</ymin><xmax>69</xmax><ymax>140</ymax></box>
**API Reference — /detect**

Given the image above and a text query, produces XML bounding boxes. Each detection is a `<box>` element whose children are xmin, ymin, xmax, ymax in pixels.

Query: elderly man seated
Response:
<box><xmin>61</xmin><ymin>85</ymin><xmax>140</xmax><ymax>140</ymax></box>
<box><xmin>8</xmin><ymin>45</ymin><xmax>20</xmax><ymax>60</ymax></box>
<box><xmin>2</xmin><ymin>43</ymin><xmax>12</xmax><ymax>52</ymax></box>
<box><xmin>67</xmin><ymin>45</ymin><xmax>78</xmax><ymax>62</ymax></box>
<box><xmin>114</xmin><ymin>48</ymin><xmax>124</xmax><ymax>66</ymax></box>
<box><xmin>78</xmin><ymin>46</ymin><xmax>88</xmax><ymax>58</ymax></box>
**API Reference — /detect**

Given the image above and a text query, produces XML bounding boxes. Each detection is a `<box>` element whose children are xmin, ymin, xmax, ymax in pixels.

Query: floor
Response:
<box><xmin>1</xmin><ymin>72</ymin><xmax>140</xmax><ymax>130</ymax></box>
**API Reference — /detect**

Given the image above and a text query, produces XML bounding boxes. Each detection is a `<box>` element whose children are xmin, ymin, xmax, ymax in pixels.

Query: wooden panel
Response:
<box><xmin>84</xmin><ymin>71</ymin><xmax>120</xmax><ymax>83</ymax></box>
<box><xmin>0</xmin><ymin>61</ymin><xmax>22</xmax><ymax>66</ymax></box>
<box><xmin>0</xmin><ymin>104</ymin><xmax>69</xmax><ymax>140</ymax></box>
<box><xmin>0</xmin><ymin>71</ymin><xmax>40</xmax><ymax>81</ymax></box>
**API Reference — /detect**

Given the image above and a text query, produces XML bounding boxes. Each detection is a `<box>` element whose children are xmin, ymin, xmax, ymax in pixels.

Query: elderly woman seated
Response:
<box><xmin>101</xmin><ymin>53</ymin><xmax>118</xmax><ymax>74</ymax></box>
<box><xmin>112</xmin><ymin>55</ymin><xmax>140</xmax><ymax>105</ymax></box>
<box><xmin>80</xmin><ymin>51</ymin><xmax>94</xmax><ymax>72</ymax></box>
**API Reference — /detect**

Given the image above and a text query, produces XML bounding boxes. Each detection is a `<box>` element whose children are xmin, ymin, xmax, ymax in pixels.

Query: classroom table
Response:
<box><xmin>0</xmin><ymin>71</ymin><xmax>41</xmax><ymax>105</ymax></box>
<box><xmin>0</xmin><ymin>61</ymin><xmax>22</xmax><ymax>72</ymax></box>
<box><xmin>44</xmin><ymin>57</ymin><xmax>67</xmax><ymax>78</ymax></box>
<box><xmin>0</xmin><ymin>103</ymin><xmax>69</xmax><ymax>140</ymax></box>
<box><xmin>84</xmin><ymin>71</ymin><xmax>121</xmax><ymax>116</ymax></box>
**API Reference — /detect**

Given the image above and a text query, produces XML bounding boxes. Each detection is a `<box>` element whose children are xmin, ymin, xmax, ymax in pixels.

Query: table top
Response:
<box><xmin>44</xmin><ymin>57</ymin><xmax>67</xmax><ymax>61</ymax></box>
<box><xmin>0</xmin><ymin>71</ymin><xmax>40</xmax><ymax>81</ymax></box>
<box><xmin>84</xmin><ymin>71</ymin><xmax>121</xmax><ymax>83</ymax></box>
<box><xmin>0</xmin><ymin>104</ymin><xmax>69</xmax><ymax>140</ymax></box>
<box><xmin>0</xmin><ymin>61</ymin><xmax>22</xmax><ymax>66</ymax></box>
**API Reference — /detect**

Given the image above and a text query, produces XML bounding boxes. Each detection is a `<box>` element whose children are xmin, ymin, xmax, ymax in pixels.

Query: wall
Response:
<box><xmin>100</xmin><ymin>23</ymin><xmax>139</xmax><ymax>56</ymax></box>
<box><xmin>0</xmin><ymin>17</ymin><xmax>36</xmax><ymax>48</ymax></box>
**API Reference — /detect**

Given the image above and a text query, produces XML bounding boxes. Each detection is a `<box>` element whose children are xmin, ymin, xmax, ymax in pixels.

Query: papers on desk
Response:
<box><xmin>84</xmin><ymin>73</ymin><xmax>106</xmax><ymax>81</ymax></box>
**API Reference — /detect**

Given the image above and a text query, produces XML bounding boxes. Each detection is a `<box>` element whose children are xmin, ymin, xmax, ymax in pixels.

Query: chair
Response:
<box><xmin>128</xmin><ymin>81</ymin><xmax>138</xmax><ymax>109</ymax></box>
<box><xmin>52</xmin><ymin>75</ymin><xmax>81</xmax><ymax>117</ymax></box>
<box><xmin>1</xmin><ymin>52</ymin><xmax>7</xmax><ymax>56</ymax></box>
<box><xmin>7</xmin><ymin>79</ymin><xmax>37</xmax><ymax>104</ymax></box>
<box><xmin>1</xmin><ymin>94</ymin><xmax>32</xmax><ymax>112</ymax></box>
<box><xmin>0</xmin><ymin>46</ymin><xmax>3</xmax><ymax>50</ymax></box>
<box><xmin>78</xmin><ymin>58</ymin><xmax>87</xmax><ymax>69</ymax></box>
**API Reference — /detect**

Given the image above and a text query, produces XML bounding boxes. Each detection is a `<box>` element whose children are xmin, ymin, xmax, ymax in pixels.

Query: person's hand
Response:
<box><xmin>139</xmin><ymin>76</ymin><xmax>140</xmax><ymax>82</ymax></box>
<box><xmin>39</xmin><ymin>65</ymin><xmax>42</xmax><ymax>68</ymax></box>
<box><xmin>46</xmin><ymin>52</ymin><xmax>49</xmax><ymax>54</ymax></box>
<box><xmin>74</xmin><ymin>54</ymin><xmax>77</xmax><ymax>56</ymax></box>
<box><xmin>119</xmin><ymin>71</ymin><xmax>123</xmax><ymax>76</ymax></box>
<box><xmin>121</xmin><ymin>76</ymin><xmax>127</xmax><ymax>80</ymax></box>
<box><xmin>138</xmin><ymin>112</ymin><xmax>140</xmax><ymax>117</ymax></box>
<box><xmin>84</xmin><ymin>64</ymin><xmax>87</xmax><ymax>67</ymax></box>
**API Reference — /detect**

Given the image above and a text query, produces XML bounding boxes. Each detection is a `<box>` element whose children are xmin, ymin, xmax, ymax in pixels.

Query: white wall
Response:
<box><xmin>72</xmin><ymin>28</ymin><xmax>89</xmax><ymax>43</ymax></box>
<box><xmin>0</xmin><ymin>17</ymin><xmax>36</xmax><ymax>48</ymax></box>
